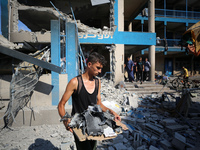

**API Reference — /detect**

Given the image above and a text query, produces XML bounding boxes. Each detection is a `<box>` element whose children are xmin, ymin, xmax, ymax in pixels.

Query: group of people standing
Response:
<box><xmin>125</xmin><ymin>56</ymin><xmax>151</xmax><ymax>83</ymax></box>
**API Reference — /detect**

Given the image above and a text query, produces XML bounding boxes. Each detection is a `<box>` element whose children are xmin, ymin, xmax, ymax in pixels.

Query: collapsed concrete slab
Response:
<box><xmin>0</xmin><ymin>34</ymin><xmax>21</xmax><ymax>49</ymax></box>
<box><xmin>9</xmin><ymin>0</ymin><xmax>112</xmax><ymax>44</ymax></box>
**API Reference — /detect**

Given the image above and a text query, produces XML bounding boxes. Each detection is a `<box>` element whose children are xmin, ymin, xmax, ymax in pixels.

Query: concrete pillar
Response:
<box><xmin>114</xmin><ymin>0</ymin><xmax>124</xmax><ymax>85</ymax></box>
<box><xmin>67</xmin><ymin>22</ymin><xmax>79</xmax><ymax>105</ymax></box>
<box><xmin>128</xmin><ymin>22</ymin><xmax>132</xmax><ymax>32</ymax></box>
<box><xmin>186</xmin><ymin>0</ymin><xmax>188</xmax><ymax>18</ymax></box>
<box><xmin>148</xmin><ymin>0</ymin><xmax>155</xmax><ymax>82</ymax></box>
<box><xmin>1</xmin><ymin>0</ymin><xmax>9</xmax><ymax>39</ymax></box>
<box><xmin>114</xmin><ymin>44</ymin><xmax>124</xmax><ymax>84</ymax></box>
<box><xmin>9</xmin><ymin>0</ymin><xmax>18</xmax><ymax>33</ymax></box>
<box><xmin>51</xmin><ymin>20</ymin><xmax>60</xmax><ymax>106</ymax></box>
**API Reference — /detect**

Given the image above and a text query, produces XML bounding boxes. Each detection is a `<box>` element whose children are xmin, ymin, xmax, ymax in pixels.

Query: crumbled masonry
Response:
<box><xmin>96</xmin><ymin>79</ymin><xmax>200</xmax><ymax>150</ymax></box>
<box><xmin>9</xmin><ymin>0</ymin><xmax>114</xmax><ymax>44</ymax></box>
<box><xmin>0</xmin><ymin>79</ymin><xmax>200</xmax><ymax>150</ymax></box>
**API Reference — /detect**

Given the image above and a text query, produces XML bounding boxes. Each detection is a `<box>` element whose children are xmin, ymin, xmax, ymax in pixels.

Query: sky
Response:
<box><xmin>0</xmin><ymin>0</ymin><xmax>31</xmax><ymax>35</ymax></box>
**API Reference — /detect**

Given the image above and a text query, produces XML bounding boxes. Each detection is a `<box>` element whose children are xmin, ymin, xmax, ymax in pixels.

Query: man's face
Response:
<box><xmin>88</xmin><ymin>62</ymin><xmax>103</xmax><ymax>76</ymax></box>
<box><xmin>187</xmin><ymin>44</ymin><xmax>195</xmax><ymax>53</ymax></box>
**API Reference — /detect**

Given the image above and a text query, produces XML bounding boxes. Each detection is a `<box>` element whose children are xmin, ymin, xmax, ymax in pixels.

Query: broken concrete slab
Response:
<box><xmin>0</xmin><ymin>34</ymin><xmax>21</xmax><ymax>49</ymax></box>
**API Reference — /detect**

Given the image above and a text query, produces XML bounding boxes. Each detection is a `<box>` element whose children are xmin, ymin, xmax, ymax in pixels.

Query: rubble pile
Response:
<box><xmin>97</xmin><ymin>79</ymin><xmax>200</xmax><ymax>150</ymax></box>
<box><xmin>0</xmin><ymin>34</ymin><xmax>22</xmax><ymax>49</ymax></box>
<box><xmin>0</xmin><ymin>79</ymin><xmax>200</xmax><ymax>150</ymax></box>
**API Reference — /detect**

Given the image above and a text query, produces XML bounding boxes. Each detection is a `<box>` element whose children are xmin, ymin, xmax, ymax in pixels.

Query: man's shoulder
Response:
<box><xmin>69</xmin><ymin>76</ymin><xmax>78</xmax><ymax>85</ymax></box>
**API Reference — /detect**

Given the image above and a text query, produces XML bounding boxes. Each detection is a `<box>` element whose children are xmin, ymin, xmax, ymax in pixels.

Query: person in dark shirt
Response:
<box><xmin>144</xmin><ymin>58</ymin><xmax>151</xmax><ymax>81</ymax></box>
<box><xmin>136</xmin><ymin>57</ymin><xmax>144</xmax><ymax>84</ymax></box>
<box><xmin>125</xmin><ymin>56</ymin><xmax>134</xmax><ymax>82</ymax></box>
<box><xmin>58</xmin><ymin>52</ymin><xmax>121</xmax><ymax>150</ymax></box>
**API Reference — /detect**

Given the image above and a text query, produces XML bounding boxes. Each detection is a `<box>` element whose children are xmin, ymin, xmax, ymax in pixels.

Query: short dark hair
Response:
<box><xmin>87</xmin><ymin>52</ymin><xmax>107</xmax><ymax>66</ymax></box>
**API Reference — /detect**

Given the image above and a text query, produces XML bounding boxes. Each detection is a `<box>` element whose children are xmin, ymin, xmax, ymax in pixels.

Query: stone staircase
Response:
<box><xmin>125</xmin><ymin>81</ymin><xmax>177</xmax><ymax>95</ymax></box>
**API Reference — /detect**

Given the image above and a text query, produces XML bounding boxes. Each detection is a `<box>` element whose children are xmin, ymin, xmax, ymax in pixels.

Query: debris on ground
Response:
<box><xmin>0</xmin><ymin>79</ymin><xmax>200</xmax><ymax>150</ymax></box>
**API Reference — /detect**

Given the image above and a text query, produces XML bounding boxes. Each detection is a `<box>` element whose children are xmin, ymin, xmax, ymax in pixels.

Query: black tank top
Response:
<box><xmin>71</xmin><ymin>75</ymin><xmax>99</xmax><ymax>116</ymax></box>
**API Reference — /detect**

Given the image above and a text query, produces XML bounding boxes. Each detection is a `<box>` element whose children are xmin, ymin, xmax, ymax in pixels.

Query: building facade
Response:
<box><xmin>0</xmin><ymin>0</ymin><xmax>200</xmax><ymax>106</ymax></box>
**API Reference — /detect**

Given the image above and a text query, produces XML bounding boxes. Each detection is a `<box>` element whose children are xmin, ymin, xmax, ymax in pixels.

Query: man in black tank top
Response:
<box><xmin>58</xmin><ymin>52</ymin><xmax>121</xmax><ymax>150</ymax></box>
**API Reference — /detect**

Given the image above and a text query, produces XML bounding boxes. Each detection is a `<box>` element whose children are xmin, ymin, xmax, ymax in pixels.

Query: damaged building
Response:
<box><xmin>0</xmin><ymin>0</ymin><xmax>200</xmax><ymax>135</ymax></box>
<box><xmin>0</xmin><ymin>0</ymin><xmax>157</xmax><ymax>107</ymax></box>
<box><xmin>1</xmin><ymin>0</ymin><xmax>200</xmax><ymax>149</ymax></box>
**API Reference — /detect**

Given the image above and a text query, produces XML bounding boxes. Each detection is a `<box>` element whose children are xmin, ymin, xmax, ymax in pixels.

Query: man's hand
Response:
<box><xmin>113</xmin><ymin>112</ymin><xmax>121</xmax><ymax>121</ymax></box>
<box><xmin>63</xmin><ymin>119</ymin><xmax>73</xmax><ymax>133</ymax></box>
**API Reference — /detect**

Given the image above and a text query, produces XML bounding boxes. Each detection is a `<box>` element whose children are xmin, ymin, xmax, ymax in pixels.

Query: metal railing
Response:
<box><xmin>155</xmin><ymin>9</ymin><xmax>200</xmax><ymax>19</ymax></box>
<box><xmin>141</xmin><ymin>8</ymin><xmax>200</xmax><ymax>19</ymax></box>
<box><xmin>156</xmin><ymin>38</ymin><xmax>181</xmax><ymax>47</ymax></box>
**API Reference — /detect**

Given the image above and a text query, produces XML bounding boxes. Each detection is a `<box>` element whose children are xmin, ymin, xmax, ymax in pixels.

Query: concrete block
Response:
<box><xmin>151</xmin><ymin>114</ymin><xmax>158</xmax><ymax>118</ymax></box>
<box><xmin>108</xmin><ymin>146</ymin><xmax>115</xmax><ymax>150</ymax></box>
<box><xmin>50</xmin><ymin>133</ymin><xmax>59</xmax><ymax>138</ymax></box>
<box><xmin>112</xmin><ymin>134</ymin><xmax>124</xmax><ymax>144</ymax></box>
<box><xmin>121</xmin><ymin>116</ymin><xmax>136</xmax><ymax>125</ymax></box>
<box><xmin>123</xmin><ymin>138</ymin><xmax>128</xmax><ymax>144</ymax></box>
<box><xmin>143</xmin><ymin>112</ymin><xmax>150</xmax><ymax>118</ymax></box>
<box><xmin>128</xmin><ymin>96</ymin><xmax>139</xmax><ymax>108</ymax></box>
<box><xmin>127</xmin><ymin>146</ymin><xmax>134</xmax><ymax>150</ymax></box>
<box><xmin>133</xmin><ymin>133</ymin><xmax>140</xmax><ymax>149</ymax></box>
<box><xmin>160</xmin><ymin>139</ymin><xmax>173</xmax><ymax>150</ymax></box>
<box><xmin>149</xmin><ymin>145</ymin><xmax>159</xmax><ymax>150</ymax></box>
<box><xmin>151</xmin><ymin>135</ymin><xmax>158</xmax><ymax>140</ymax></box>
<box><xmin>136</xmin><ymin>119</ymin><xmax>145</xmax><ymax>124</ymax></box>
<box><xmin>140</xmin><ymin>134</ymin><xmax>150</xmax><ymax>142</ymax></box>
<box><xmin>174</xmin><ymin>132</ymin><xmax>186</xmax><ymax>143</ymax></box>
<box><xmin>171</xmin><ymin>138</ymin><xmax>185</xmax><ymax>150</ymax></box>
<box><xmin>136</xmin><ymin>145</ymin><xmax>146</xmax><ymax>150</ymax></box>
<box><xmin>128</xmin><ymin>135</ymin><xmax>134</xmax><ymax>141</ymax></box>
<box><xmin>161</xmin><ymin>118</ymin><xmax>177</xmax><ymax>126</ymax></box>
<box><xmin>113</xmin><ymin>143</ymin><xmax>127</xmax><ymax>150</ymax></box>
<box><xmin>145</xmin><ymin>123</ymin><xmax>164</xmax><ymax>136</ymax></box>
<box><xmin>122</xmin><ymin>130</ymin><xmax>129</xmax><ymax>139</ymax></box>
<box><xmin>166</xmin><ymin>125</ymin><xmax>189</xmax><ymax>133</ymax></box>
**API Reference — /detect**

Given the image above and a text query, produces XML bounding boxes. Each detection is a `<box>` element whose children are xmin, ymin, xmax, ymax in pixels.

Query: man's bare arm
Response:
<box><xmin>58</xmin><ymin>77</ymin><xmax>77</xmax><ymax>132</ymax></box>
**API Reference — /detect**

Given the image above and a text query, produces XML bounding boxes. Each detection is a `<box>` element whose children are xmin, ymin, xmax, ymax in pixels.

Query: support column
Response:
<box><xmin>114</xmin><ymin>0</ymin><xmax>124</xmax><ymax>84</ymax></box>
<box><xmin>164</xmin><ymin>0</ymin><xmax>166</xmax><ymax>17</ymax></box>
<box><xmin>67</xmin><ymin>22</ymin><xmax>79</xmax><ymax>105</ymax></box>
<box><xmin>141</xmin><ymin>20</ymin><xmax>144</xmax><ymax>32</ymax></box>
<box><xmin>128</xmin><ymin>22</ymin><xmax>132</xmax><ymax>32</ymax></box>
<box><xmin>51</xmin><ymin>20</ymin><xmax>60</xmax><ymax>105</ymax></box>
<box><xmin>148</xmin><ymin>0</ymin><xmax>155</xmax><ymax>82</ymax></box>
<box><xmin>1</xmin><ymin>0</ymin><xmax>9</xmax><ymax>39</ymax></box>
<box><xmin>164</xmin><ymin>21</ymin><xmax>167</xmax><ymax>39</ymax></box>
<box><xmin>186</xmin><ymin>22</ymin><xmax>188</xmax><ymax>30</ymax></box>
<box><xmin>186</xmin><ymin>0</ymin><xmax>188</xmax><ymax>18</ymax></box>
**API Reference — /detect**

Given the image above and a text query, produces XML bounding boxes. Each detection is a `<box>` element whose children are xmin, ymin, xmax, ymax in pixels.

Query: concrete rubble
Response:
<box><xmin>0</xmin><ymin>34</ymin><xmax>22</xmax><ymax>49</ymax></box>
<box><xmin>98</xmin><ymin>80</ymin><xmax>200</xmax><ymax>150</ymax></box>
<box><xmin>1</xmin><ymin>79</ymin><xmax>200</xmax><ymax>150</ymax></box>
<box><xmin>9</xmin><ymin>0</ymin><xmax>114</xmax><ymax>44</ymax></box>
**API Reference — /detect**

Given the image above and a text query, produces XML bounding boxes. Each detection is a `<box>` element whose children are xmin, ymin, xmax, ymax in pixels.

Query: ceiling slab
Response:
<box><xmin>124</xmin><ymin>0</ymin><xmax>148</xmax><ymax>21</ymax></box>
<box><xmin>18</xmin><ymin>5</ymin><xmax>64</xmax><ymax>32</ymax></box>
